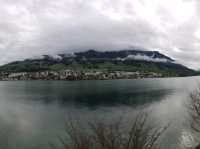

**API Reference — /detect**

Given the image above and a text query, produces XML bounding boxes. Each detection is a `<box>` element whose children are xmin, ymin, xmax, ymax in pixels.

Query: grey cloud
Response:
<box><xmin>0</xmin><ymin>0</ymin><xmax>200</xmax><ymax>69</ymax></box>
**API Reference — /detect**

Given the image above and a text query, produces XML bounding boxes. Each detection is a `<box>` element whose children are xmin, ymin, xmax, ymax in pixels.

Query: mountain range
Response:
<box><xmin>0</xmin><ymin>49</ymin><xmax>195</xmax><ymax>77</ymax></box>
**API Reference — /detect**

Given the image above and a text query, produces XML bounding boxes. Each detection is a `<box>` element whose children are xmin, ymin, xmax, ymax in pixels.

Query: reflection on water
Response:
<box><xmin>0</xmin><ymin>77</ymin><xmax>199</xmax><ymax>149</ymax></box>
<box><xmin>56</xmin><ymin>89</ymin><xmax>174</xmax><ymax>108</ymax></box>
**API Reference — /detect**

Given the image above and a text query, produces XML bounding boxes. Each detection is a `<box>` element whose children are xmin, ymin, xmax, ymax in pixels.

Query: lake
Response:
<box><xmin>0</xmin><ymin>77</ymin><xmax>199</xmax><ymax>149</ymax></box>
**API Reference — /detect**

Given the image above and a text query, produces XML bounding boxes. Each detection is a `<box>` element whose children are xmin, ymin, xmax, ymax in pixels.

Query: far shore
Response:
<box><xmin>0</xmin><ymin>69</ymin><xmax>171</xmax><ymax>81</ymax></box>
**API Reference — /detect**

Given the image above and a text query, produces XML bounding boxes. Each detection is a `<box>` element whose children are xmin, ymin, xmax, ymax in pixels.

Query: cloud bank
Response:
<box><xmin>124</xmin><ymin>54</ymin><xmax>171</xmax><ymax>63</ymax></box>
<box><xmin>0</xmin><ymin>0</ymin><xmax>200</xmax><ymax>69</ymax></box>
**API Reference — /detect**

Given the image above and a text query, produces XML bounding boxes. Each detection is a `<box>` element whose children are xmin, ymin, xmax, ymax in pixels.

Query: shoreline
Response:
<box><xmin>0</xmin><ymin>69</ymin><xmax>168</xmax><ymax>81</ymax></box>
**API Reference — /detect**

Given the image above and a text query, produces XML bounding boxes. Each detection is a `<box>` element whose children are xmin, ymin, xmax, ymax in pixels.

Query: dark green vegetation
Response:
<box><xmin>196</xmin><ymin>145</ymin><xmax>200</xmax><ymax>149</ymax></box>
<box><xmin>0</xmin><ymin>60</ymin><xmax>195</xmax><ymax>76</ymax></box>
<box><xmin>0</xmin><ymin>50</ymin><xmax>196</xmax><ymax>77</ymax></box>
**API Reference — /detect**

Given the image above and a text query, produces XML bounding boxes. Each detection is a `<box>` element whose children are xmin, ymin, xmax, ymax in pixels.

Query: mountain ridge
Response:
<box><xmin>25</xmin><ymin>49</ymin><xmax>175</xmax><ymax>63</ymax></box>
<box><xmin>0</xmin><ymin>49</ymin><xmax>195</xmax><ymax>78</ymax></box>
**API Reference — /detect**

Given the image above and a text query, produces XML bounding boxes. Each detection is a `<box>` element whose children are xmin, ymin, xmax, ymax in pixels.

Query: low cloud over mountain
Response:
<box><xmin>0</xmin><ymin>0</ymin><xmax>200</xmax><ymax>69</ymax></box>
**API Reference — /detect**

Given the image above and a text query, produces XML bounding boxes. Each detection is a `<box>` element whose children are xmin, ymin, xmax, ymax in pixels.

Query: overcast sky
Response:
<box><xmin>1</xmin><ymin>0</ymin><xmax>200</xmax><ymax>69</ymax></box>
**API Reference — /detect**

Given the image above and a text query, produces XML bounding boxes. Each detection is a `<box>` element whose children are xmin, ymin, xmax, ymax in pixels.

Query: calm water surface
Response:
<box><xmin>0</xmin><ymin>77</ymin><xmax>200</xmax><ymax>149</ymax></box>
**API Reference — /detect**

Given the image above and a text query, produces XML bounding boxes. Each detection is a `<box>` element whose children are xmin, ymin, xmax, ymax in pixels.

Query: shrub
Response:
<box><xmin>53</xmin><ymin>113</ymin><xmax>168</xmax><ymax>149</ymax></box>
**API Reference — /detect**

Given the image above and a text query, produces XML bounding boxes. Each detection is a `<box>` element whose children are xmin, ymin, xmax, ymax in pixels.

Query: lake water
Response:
<box><xmin>0</xmin><ymin>77</ymin><xmax>200</xmax><ymax>149</ymax></box>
